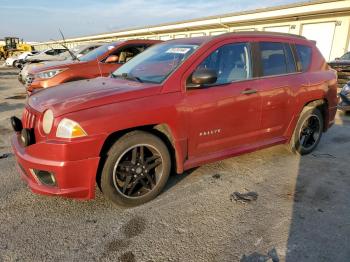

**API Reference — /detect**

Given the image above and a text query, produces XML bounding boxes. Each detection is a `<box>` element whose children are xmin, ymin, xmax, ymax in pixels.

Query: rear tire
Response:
<box><xmin>101</xmin><ymin>131</ymin><xmax>171</xmax><ymax>207</ymax></box>
<box><xmin>289</xmin><ymin>107</ymin><xmax>323</xmax><ymax>155</ymax></box>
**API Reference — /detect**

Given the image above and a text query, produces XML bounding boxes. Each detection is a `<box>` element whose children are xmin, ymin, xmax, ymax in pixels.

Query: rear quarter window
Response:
<box><xmin>295</xmin><ymin>44</ymin><xmax>312</xmax><ymax>71</ymax></box>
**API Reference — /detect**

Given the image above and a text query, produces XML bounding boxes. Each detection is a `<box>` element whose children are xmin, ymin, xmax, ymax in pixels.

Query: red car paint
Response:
<box><xmin>25</xmin><ymin>40</ymin><xmax>161</xmax><ymax>94</ymax></box>
<box><xmin>12</xmin><ymin>32</ymin><xmax>338</xmax><ymax>200</ymax></box>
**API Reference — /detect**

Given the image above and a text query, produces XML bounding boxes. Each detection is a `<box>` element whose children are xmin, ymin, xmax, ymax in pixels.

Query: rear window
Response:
<box><xmin>259</xmin><ymin>42</ymin><xmax>296</xmax><ymax>77</ymax></box>
<box><xmin>45</xmin><ymin>50</ymin><xmax>55</xmax><ymax>55</ymax></box>
<box><xmin>340</xmin><ymin>52</ymin><xmax>350</xmax><ymax>60</ymax></box>
<box><xmin>295</xmin><ymin>44</ymin><xmax>312</xmax><ymax>71</ymax></box>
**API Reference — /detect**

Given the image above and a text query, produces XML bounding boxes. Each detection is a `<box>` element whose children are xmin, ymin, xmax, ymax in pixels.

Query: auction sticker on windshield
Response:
<box><xmin>166</xmin><ymin>47</ymin><xmax>191</xmax><ymax>54</ymax></box>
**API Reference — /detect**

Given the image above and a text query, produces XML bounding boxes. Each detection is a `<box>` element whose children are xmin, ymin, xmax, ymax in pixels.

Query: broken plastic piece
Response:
<box><xmin>212</xmin><ymin>174</ymin><xmax>221</xmax><ymax>179</ymax></box>
<box><xmin>230</xmin><ymin>191</ymin><xmax>258</xmax><ymax>203</ymax></box>
<box><xmin>0</xmin><ymin>153</ymin><xmax>13</xmax><ymax>159</ymax></box>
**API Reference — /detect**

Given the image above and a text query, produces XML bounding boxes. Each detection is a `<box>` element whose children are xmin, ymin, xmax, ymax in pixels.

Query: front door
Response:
<box><xmin>184</xmin><ymin>42</ymin><xmax>263</xmax><ymax>158</ymax></box>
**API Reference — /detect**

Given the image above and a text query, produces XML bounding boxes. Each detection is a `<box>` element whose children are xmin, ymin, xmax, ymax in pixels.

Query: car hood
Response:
<box><xmin>29</xmin><ymin>60</ymin><xmax>82</xmax><ymax>74</ymax></box>
<box><xmin>26</xmin><ymin>54</ymin><xmax>67</xmax><ymax>62</ymax></box>
<box><xmin>28</xmin><ymin>77</ymin><xmax>162</xmax><ymax>116</ymax></box>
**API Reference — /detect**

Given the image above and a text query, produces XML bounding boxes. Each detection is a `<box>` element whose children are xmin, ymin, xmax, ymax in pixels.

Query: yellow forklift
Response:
<box><xmin>0</xmin><ymin>37</ymin><xmax>33</xmax><ymax>60</ymax></box>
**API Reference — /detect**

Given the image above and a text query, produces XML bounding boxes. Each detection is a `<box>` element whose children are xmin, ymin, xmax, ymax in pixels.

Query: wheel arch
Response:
<box><xmin>286</xmin><ymin>97</ymin><xmax>329</xmax><ymax>141</ymax></box>
<box><xmin>303</xmin><ymin>98</ymin><xmax>329</xmax><ymax>131</ymax></box>
<box><xmin>96</xmin><ymin>124</ymin><xmax>182</xmax><ymax>189</ymax></box>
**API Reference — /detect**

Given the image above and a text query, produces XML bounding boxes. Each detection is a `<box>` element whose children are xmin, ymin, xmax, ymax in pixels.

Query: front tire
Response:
<box><xmin>290</xmin><ymin>107</ymin><xmax>323</xmax><ymax>155</ymax></box>
<box><xmin>101</xmin><ymin>131</ymin><xmax>171</xmax><ymax>206</ymax></box>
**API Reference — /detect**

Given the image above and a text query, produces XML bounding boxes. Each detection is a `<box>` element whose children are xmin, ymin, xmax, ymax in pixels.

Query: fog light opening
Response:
<box><xmin>18</xmin><ymin>163</ymin><xmax>28</xmax><ymax>177</ymax></box>
<box><xmin>30</xmin><ymin>169</ymin><xmax>57</xmax><ymax>187</ymax></box>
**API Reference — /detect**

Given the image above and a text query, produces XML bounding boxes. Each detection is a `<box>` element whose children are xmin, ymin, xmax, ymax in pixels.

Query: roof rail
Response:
<box><xmin>213</xmin><ymin>31</ymin><xmax>307</xmax><ymax>40</ymax></box>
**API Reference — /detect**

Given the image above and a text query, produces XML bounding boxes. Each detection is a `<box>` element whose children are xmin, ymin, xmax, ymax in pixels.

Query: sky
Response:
<box><xmin>0</xmin><ymin>0</ymin><xmax>307</xmax><ymax>42</ymax></box>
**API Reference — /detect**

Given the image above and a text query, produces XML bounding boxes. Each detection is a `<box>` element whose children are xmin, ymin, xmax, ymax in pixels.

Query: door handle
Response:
<box><xmin>241</xmin><ymin>89</ymin><xmax>257</xmax><ymax>95</ymax></box>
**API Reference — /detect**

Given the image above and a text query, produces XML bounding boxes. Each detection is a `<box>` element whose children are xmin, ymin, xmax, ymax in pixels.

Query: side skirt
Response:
<box><xmin>183</xmin><ymin>136</ymin><xmax>287</xmax><ymax>171</ymax></box>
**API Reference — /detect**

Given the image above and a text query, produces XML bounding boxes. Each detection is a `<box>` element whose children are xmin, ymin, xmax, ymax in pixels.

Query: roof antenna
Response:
<box><xmin>49</xmin><ymin>29</ymin><xmax>79</xmax><ymax>61</ymax></box>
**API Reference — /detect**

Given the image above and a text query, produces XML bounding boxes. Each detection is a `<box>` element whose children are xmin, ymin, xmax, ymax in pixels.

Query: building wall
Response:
<box><xmin>33</xmin><ymin>0</ymin><xmax>350</xmax><ymax>61</ymax></box>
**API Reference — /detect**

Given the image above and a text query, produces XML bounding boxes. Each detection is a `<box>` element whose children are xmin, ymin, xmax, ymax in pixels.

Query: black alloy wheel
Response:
<box><xmin>101</xmin><ymin>131</ymin><xmax>171</xmax><ymax>206</ymax></box>
<box><xmin>298</xmin><ymin>114</ymin><xmax>321</xmax><ymax>151</ymax></box>
<box><xmin>113</xmin><ymin>144</ymin><xmax>163</xmax><ymax>198</ymax></box>
<box><xmin>290</xmin><ymin>107</ymin><xmax>323</xmax><ymax>155</ymax></box>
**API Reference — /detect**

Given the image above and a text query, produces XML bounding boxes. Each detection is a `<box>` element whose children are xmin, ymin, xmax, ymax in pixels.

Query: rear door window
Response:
<box><xmin>295</xmin><ymin>44</ymin><xmax>312</xmax><ymax>71</ymax></box>
<box><xmin>259</xmin><ymin>42</ymin><xmax>296</xmax><ymax>77</ymax></box>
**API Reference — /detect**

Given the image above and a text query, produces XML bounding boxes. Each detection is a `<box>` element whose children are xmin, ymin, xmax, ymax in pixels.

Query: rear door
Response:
<box><xmin>255</xmin><ymin>41</ymin><xmax>303</xmax><ymax>141</ymax></box>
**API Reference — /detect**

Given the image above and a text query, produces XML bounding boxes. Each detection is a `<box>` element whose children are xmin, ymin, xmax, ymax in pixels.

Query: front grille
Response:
<box><xmin>22</xmin><ymin>107</ymin><xmax>37</xmax><ymax>129</ymax></box>
<box><xmin>25</xmin><ymin>74</ymin><xmax>35</xmax><ymax>86</ymax></box>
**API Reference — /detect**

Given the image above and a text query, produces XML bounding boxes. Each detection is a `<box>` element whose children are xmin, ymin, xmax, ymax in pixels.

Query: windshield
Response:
<box><xmin>340</xmin><ymin>52</ymin><xmax>350</xmax><ymax>60</ymax></box>
<box><xmin>112</xmin><ymin>43</ymin><xmax>199</xmax><ymax>84</ymax></box>
<box><xmin>79</xmin><ymin>43</ymin><xmax>117</xmax><ymax>62</ymax></box>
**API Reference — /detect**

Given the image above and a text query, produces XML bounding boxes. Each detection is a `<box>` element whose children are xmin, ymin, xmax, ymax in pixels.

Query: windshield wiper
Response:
<box><xmin>111</xmin><ymin>73</ymin><xmax>143</xmax><ymax>83</ymax></box>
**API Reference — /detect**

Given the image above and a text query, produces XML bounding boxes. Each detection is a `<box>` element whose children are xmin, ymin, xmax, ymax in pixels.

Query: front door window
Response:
<box><xmin>194</xmin><ymin>42</ymin><xmax>252</xmax><ymax>85</ymax></box>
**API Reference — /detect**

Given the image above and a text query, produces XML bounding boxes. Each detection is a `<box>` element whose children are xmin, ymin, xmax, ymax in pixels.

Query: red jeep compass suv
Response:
<box><xmin>11</xmin><ymin>32</ymin><xmax>338</xmax><ymax>206</ymax></box>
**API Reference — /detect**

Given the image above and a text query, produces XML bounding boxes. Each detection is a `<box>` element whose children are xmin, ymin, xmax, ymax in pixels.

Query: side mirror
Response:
<box><xmin>335</xmin><ymin>57</ymin><xmax>340</xmax><ymax>61</ymax></box>
<box><xmin>187</xmin><ymin>68</ymin><xmax>217</xmax><ymax>89</ymax></box>
<box><xmin>105</xmin><ymin>55</ymin><xmax>119</xmax><ymax>63</ymax></box>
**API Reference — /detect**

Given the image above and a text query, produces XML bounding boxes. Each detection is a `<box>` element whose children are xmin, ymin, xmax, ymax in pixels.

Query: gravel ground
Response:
<box><xmin>0</xmin><ymin>65</ymin><xmax>350</xmax><ymax>262</ymax></box>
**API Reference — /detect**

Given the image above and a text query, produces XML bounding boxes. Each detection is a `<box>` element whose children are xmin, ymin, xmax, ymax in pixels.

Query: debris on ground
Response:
<box><xmin>254</xmin><ymin>237</ymin><xmax>263</xmax><ymax>247</ymax></box>
<box><xmin>241</xmin><ymin>248</ymin><xmax>279</xmax><ymax>262</ymax></box>
<box><xmin>212</xmin><ymin>174</ymin><xmax>221</xmax><ymax>179</ymax></box>
<box><xmin>85</xmin><ymin>219</ymin><xmax>98</xmax><ymax>224</ymax></box>
<box><xmin>0</xmin><ymin>153</ymin><xmax>13</xmax><ymax>159</ymax></box>
<box><xmin>5</xmin><ymin>94</ymin><xmax>27</xmax><ymax>100</ymax></box>
<box><xmin>118</xmin><ymin>251</ymin><xmax>136</xmax><ymax>262</ymax></box>
<box><xmin>312</xmin><ymin>153</ymin><xmax>336</xmax><ymax>159</ymax></box>
<box><xmin>230</xmin><ymin>191</ymin><xmax>258</xmax><ymax>203</ymax></box>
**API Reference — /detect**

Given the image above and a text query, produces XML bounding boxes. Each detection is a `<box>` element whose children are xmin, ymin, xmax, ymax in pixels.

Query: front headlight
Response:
<box><xmin>42</xmin><ymin>109</ymin><xmax>54</xmax><ymax>134</ymax></box>
<box><xmin>56</xmin><ymin>118</ymin><xmax>87</xmax><ymax>139</ymax></box>
<box><xmin>35</xmin><ymin>68</ymin><xmax>67</xmax><ymax>79</ymax></box>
